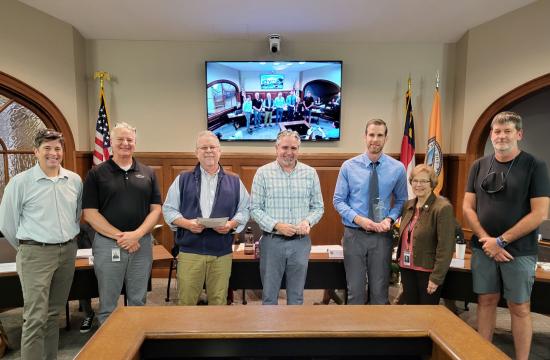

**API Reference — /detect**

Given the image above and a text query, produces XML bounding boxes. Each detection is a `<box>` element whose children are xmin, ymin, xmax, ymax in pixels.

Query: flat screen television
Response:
<box><xmin>206</xmin><ymin>61</ymin><xmax>342</xmax><ymax>141</ymax></box>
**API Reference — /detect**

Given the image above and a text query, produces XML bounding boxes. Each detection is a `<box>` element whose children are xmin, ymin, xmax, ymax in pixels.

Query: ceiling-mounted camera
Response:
<box><xmin>268</xmin><ymin>34</ymin><xmax>281</xmax><ymax>53</ymax></box>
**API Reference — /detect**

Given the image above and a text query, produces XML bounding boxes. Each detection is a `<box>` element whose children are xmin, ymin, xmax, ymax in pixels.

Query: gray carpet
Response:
<box><xmin>1</xmin><ymin>279</ymin><xmax>549</xmax><ymax>359</ymax></box>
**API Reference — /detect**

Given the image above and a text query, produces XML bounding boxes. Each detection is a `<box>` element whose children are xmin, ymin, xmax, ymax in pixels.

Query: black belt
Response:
<box><xmin>263</xmin><ymin>231</ymin><xmax>302</xmax><ymax>241</ymax></box>
<box><xmin>19</xmin><ymin>239</ymin><xmax>74</xmax><ymax>246</ymax></box>
<box><xmin>344</xmin><ymin>225</ymin><xmax>375</xmax><ymax>234</ymax></box>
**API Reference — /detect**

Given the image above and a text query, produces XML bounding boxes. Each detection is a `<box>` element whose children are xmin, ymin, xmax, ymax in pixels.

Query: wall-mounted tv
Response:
<box><xmin>206</xmin><ymin>61</ymin><xmax>342</xmax><ymax>141</ymax></box>
<box><xmin>260</xmin><ymin>74</ymin><xmax>284</xmax><ymax>90</ymax></box>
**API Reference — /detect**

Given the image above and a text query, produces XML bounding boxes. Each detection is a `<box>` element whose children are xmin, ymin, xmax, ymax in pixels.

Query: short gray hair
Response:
<box><xmin>196</xmin><ymin>130</ymin><xmax>220</xmax><ymax>148</ymax></box>
<box><xmin>110</xmin><ymin>122</ymin><xmax>137</xmax><ymax>138</ymax></box>
<box><xmin>276</xmin><ymin>130</ymin><xmax>301</xmax><ymax>146</ymax></box>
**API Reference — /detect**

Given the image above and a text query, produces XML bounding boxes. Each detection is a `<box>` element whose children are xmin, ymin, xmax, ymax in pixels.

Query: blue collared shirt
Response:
<box><xmin>0</xmin><ymin>164</ymin><xmax>82</xmax><ymax>247</ymax></box>
<box><xmin>333</xmin><ymin>153</ymin><xmax>407</xmax><ymax>227</ymax></box>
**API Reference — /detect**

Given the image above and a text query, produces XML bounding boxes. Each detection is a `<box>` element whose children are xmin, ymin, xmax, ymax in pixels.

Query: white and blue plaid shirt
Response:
<box><xmin>250</xmin><ymin>160</ymin><xmax>324</xmax><ymax>233</ymax></box>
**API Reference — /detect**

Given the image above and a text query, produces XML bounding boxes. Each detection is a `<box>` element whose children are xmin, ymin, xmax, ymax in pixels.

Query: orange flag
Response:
<box><xmin>425</xmin><ymin>85</ymin><xmax>443</xmax><ymax>194</ymax></box>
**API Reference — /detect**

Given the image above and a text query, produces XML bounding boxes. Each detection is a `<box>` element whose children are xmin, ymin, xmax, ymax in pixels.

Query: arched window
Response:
<box><xmin>0</xmin><ymin>71</ymin><xmax>76</xmax><ymax>199</ymax></box>
<box><xmin>207</xmin><ymin>80</ymin><xmax>239</xmax><ymax>118</ymax></box>
<box><xmin>0</xmin><ymin>94</ymin><xmax>47</xmax><ymax>198</ymax></box>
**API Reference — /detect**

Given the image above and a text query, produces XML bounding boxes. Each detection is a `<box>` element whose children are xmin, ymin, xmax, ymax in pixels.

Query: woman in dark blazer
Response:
<box><xmin>397</xmin><ymin>164</ymin><xmax>455</xmax><ymax>304</ymax></box>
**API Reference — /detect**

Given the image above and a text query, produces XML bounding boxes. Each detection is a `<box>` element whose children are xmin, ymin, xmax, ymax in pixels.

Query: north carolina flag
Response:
<box><xmin>425</xmin><ymin>86</ymin><xmax>444</xmax><ymax>194</ymax></box>
<box><xmin>400</xmin><ymin>82</ymin><xmax>416</xmax><ymax>199</ymax></box>
<box><xmin>93</xmin><ymin>88</ymin><xmax>112</xmax><ymax>165</ymax></box>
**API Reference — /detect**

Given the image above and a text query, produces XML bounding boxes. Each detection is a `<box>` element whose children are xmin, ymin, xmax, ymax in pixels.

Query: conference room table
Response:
<box><xmin>75</xmin><ymin>305</ymin><xmax>509</xmax><ymax>359</ymax></box>
<box><xmin>229</xmin><ymin>249</ymin><xmax>550</xmax><ymax>314</ymax></box>
<box><xmin>0</xmin><ymin>241</ymin><xmax>173</xmax><ymax>309</ymax></box>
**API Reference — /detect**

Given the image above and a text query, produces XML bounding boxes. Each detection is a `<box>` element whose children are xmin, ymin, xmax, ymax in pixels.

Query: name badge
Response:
<box><xmin>112</xmin><ymin>247</ymin><xmax>121</xmax><ymax>262</ymax></box>
<box><xmin>403</xmin><ymin>250</ymin><xmax>411</xmax><ymax>266</ymax></box>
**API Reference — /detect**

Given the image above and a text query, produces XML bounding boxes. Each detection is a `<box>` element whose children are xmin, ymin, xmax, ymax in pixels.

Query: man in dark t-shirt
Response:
<box><xmin>82</xmin><ymin>122</ymin><xmax>162</xmax><ymax>325</ymax></box>
<box><xmin>463</xmin><ymin>111</ymin><xmax>550</xmax><ymax>360</ymax></box>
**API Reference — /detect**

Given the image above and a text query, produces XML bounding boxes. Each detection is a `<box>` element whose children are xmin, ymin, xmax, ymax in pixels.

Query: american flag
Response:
<box><xmin>93</xmin><ymin>90</ymin><xmax>112</xmax><ymax>165</ymax></box>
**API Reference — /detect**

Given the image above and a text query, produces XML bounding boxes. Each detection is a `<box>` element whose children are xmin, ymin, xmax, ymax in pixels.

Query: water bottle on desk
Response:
<box><xmin>254</xmin><ymin>238</ymin><xmax>260</xmax><ymax>259</ymax></box>
<box><xmin>244</xmin><ymin>227</ymin><xmax>254</xmax><ymax>255</ymax></box>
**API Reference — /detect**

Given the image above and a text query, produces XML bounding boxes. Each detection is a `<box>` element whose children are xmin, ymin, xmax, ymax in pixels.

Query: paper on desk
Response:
<box><xmin>197</xmin><ymin>217</ymin><xmax>229</xmax><ymax>228</ymax></box>
<box><xmin>76</xmin><ymin>248</ymin><xmax>93</xmax><ymax>258</ymax></box>
<box><xmin>0</xmin><ymin>262</ymin><xmax>16</xmax><ymax>273</ymax></box>
<box><xmin>450</xmin><ymin>258</ymin><xmax>465</xmax><ymax>268</ymax></box>
<box><xmin>233</xmin><ymin>243</ymin><xmax>245</xmax><ymax>252</ymax></box>
<box><xmin>311</xmin><ymin>245</ymin><xmax>343</xmax><ymax>253</ymax></box>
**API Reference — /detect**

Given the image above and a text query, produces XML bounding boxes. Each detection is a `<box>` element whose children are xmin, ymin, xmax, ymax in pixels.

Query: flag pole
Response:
<box><xmin>93</xmin><ymin>71</ymin><xmax>111</xmax><ymax>127</ymax></box>
<box><xmin>94</xmin><ymin>71</ymin><xmax>110</xmax><ymax>92</ymax></box>
<box><xmin>92</xmin><ymin>71</ymin><xmax>112</xmax><ymax>165</ymax></box>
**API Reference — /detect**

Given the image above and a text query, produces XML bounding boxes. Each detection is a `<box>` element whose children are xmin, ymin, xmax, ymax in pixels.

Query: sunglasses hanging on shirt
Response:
<box><xmin>480</xmin><ymin>155</ymin><xmax>516</xmax><ymax>194</ymax></box>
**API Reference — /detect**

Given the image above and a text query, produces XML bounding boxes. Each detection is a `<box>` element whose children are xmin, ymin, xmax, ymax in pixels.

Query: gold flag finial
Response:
<box><xmin>407</xmin><ymin>75</ymin><xmax>411</xmax><ymax>92</ymax></box>
<box><xmin>94</xmin><ymin>71</ymin><xmax>111</xmax><ymax>90</ymax></box>
<box><xmin>435</xmin><ymin>71</ymin><xmax>440</xmax><ymax>90</ymax></box>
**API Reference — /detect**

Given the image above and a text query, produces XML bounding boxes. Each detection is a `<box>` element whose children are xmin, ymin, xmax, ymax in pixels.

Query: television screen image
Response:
<box><xmin>206</xmin><ymin>61</ymin><xmax>342</xmax><ymax>141</ymax></box>
<box><xmin>260</xmin><ymin>74</ymin><xmax>284</xmax><ymax>90</ymax></box>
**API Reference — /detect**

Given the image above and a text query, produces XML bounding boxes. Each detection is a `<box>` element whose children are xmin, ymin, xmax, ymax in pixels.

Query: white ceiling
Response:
<box><xmin>18</xmin><ymin>0</ymin><xmax>535</xmax><ymax>42</ymax></box>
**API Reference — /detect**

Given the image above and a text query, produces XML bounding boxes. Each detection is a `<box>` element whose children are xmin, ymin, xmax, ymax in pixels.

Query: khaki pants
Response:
<box><xmin>176</xmin><ymin>252</ymin><xmax>232</xmax><ymax>305</ymax></box>
<box><xmin>16</xmin><ymin>240</ymin><xmax>77</xmax><ymax>360</ymax></box>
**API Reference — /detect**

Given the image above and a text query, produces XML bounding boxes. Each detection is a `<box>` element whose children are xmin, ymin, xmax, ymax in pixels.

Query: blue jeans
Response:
<box><xmin>253</xmin><ymin>110</ymin><xmax>262</xmax><ymax>126</ymax></box>
<box><xmin>244</xmin><ymin>112</ymin><xmax>251</xmax><ymax>130</ymax></box>
<box><xmin>275</xmin><ymin>108</ymin><xmax>284</xmax><ymax>123</ymax></box>
<box><xmin>259</xmin><ymin>234</ymin><xmax>311</xmax><ymax>305</ymax></box>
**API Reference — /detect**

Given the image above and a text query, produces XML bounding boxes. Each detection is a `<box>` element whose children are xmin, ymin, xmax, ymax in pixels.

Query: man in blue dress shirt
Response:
<box><xmin>0</xmin><ymin>129</ymin><xmax>82</xmax><ymax>360</ymax></box>
<box><xmin>333</xmin><ymin>119</ymin><xmax>407</xmax><ymax>304</ymax></box>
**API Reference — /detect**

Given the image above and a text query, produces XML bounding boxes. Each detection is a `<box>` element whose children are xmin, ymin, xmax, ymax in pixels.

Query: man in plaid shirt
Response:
<box><xmin>250</xmin><ymin>130</ymin><xmax>324</xmax><ymax>305</ymax></box>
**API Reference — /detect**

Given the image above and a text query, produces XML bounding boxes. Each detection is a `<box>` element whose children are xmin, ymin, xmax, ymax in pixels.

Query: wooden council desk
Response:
<box><xmin>75</xmin><ymin>305</ymin><xmax>509</xmax><ymax>359</ymax></box>
<box><xmin>0</xmin><ymin>244</ymin><xmax>173</xmax><ymax>309</ymax></box>
<box><xmin>230</xmin><ymin>251</ymin><xmax>550</xmax><ymax>314</ymax></box>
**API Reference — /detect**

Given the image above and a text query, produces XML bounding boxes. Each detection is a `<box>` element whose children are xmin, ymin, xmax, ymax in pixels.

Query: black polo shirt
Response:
<box><xmin>82</xmin><ymin>158</ymin><xmax>161</xmax><ymax>232</ymax></box>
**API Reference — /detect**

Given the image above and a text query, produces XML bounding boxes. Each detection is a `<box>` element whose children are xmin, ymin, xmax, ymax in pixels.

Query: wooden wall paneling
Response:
<box><xmin>311</xmin><ymin>166</ymin><xmax>344</xmax><ymax>245</ymax></box>
<box><xmin>75</xmin><ymin>151</ymin><xmax>469</xmax><ymax>249</ymax></box>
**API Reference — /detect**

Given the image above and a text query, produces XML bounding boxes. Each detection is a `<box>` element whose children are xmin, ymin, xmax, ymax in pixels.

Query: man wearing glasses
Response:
<box><xmin>0</xmin><ymin>129</ymin><xmax>81</xmax><ymax>360</ymax></box>
<box><xmin>463</xmin><ymin>111</ymin><xmax>550</xmax><ymax>360</ymax></box>
<box><xmin>83</xmin><ymin>122</ymin><xmax>162</xmax><ymax>324</ymax></box>
<box><xmin>250</xmin><ymin>130</ymin><xmax>324</xmax><ymax>304</ymax></box>
<box><xmin>163</xmin><ymin>131</ymin><xmax>249</xmax><ymax>305</ymax></box>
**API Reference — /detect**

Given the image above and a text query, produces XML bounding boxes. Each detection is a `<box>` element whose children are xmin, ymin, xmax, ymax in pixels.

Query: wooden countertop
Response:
<box><xmin>75</xmin><ymin>305</ymin><xmax>509</xmax><ymax>360</ymax></box>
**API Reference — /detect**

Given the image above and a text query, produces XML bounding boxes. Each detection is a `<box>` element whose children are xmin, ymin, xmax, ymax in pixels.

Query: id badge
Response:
<box><xmin>403</xmin><ymin>250</ymin><xmax>411</xmax><ymax>266</ymax></box>
<box><xmin>112</xmin><ymin>247</ymin><xmax>121</xmax><ymax>262</ymax></box>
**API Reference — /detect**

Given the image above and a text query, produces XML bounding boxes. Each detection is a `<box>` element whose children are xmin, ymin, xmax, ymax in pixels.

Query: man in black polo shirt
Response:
<box><xmin>83</xmin><ymin>122</ymin><xmax>161</xmax><ymax>325</ymax></box>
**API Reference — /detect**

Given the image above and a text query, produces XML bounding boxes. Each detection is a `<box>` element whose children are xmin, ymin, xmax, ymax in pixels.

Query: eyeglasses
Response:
<box><xmin>411</xmin><ymin>179</ymin><xmax>431</xmax><ymax>185</ymax></box>
<box><xmin>480</xmin><ymin>155</ymin><xmax>516</xmax><ymax>194</ymax></box>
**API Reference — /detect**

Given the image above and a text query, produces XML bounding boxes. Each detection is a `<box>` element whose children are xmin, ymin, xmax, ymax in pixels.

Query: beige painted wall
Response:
<box><xmin>0</xmin><ymin>0</ymin><xmax>86</xmax><ymax>146</ymax></box>
<box><xmin>454</xmin><ymin>0</ymin><xmax>550</xmax><ymax>152</ymax></box>
<box><xmin>3</xmin><ymin>0</ymin><xmax>549</xmax><ymax>154</ymax></box>
<box><xmin>86</xmin><ymin>40</ymin><xmax>454</xmax><ymax>153</ymax></box>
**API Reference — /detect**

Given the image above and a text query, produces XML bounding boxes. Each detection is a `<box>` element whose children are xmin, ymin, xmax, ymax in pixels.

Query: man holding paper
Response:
<box><xmin>163</xmin><ymin>131</ymin><xmax>249</xmax><ymax>305</ymax></box>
